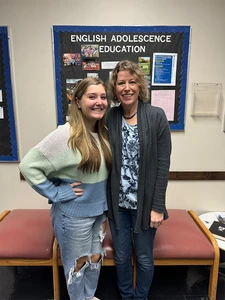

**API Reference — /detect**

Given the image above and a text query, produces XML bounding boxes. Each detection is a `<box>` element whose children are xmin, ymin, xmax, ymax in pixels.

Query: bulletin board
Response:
<box><xmin>0</xmin><ymin>26</ymin><xmax>18</xmax><ymax>161</ymax></box>
<box><xmin>52</xmin><ymin>25</ymin><xmax>190</xmax><ymax>130</ymax></box>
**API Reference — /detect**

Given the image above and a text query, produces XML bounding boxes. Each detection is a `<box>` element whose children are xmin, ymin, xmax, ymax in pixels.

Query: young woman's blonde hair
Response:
<box><xmin>107</xmin><ymin>60</ymin><xmax>149</xmax><ymax>104</ymax></box>
<box><xmin>68</xmin><ymin>78</ymin><xmax>112</xmax><ymax>173</ymax></box>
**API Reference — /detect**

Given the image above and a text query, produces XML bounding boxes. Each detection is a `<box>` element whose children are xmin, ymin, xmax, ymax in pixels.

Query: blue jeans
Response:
<box><xmin>51</xmin><ymin>203</ymin><xmax>106</xmax><ymax>300</ymax></box>
<box><xmin>109</xmin><ymin>207</ymin><xmax>156</xmax><ymax>300</ymax></box>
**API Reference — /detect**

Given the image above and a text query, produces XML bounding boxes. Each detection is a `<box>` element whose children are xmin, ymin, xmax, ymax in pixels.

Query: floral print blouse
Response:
<box><xmin>119</xmin><ymin>118</ymin><xmax>140</xmax><ymax>210</ymax></box>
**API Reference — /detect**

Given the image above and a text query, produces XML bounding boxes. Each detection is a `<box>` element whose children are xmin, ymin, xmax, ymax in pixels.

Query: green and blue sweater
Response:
<box><xmin>19</xmin><ymin>123</ymin><xmax>109</xmax><ymax>217</ymax></box>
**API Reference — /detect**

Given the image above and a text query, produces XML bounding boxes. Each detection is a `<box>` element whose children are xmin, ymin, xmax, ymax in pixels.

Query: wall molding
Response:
<box><xmin>169</xmin><ymin>172</ymin><xmax>225</xmax><ymax>180</ymax></box>
<box><xmin>20</xmin><ymin>171</ymin><xmax>225</xmax><ymax>181</ymax></box>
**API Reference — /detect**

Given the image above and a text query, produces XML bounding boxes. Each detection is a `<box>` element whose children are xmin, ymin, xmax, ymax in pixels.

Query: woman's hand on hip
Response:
<box><xmin>70</xmin><ymin>182</ymin><xmax>84</xmax><ymax>197</ymax></box>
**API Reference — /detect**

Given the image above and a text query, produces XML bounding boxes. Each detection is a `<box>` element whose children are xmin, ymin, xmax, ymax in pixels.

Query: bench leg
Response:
<box><xmin>53</xmin><ymin>238</ymin><xmax>60</xmax><ymax>300</ymax></box>
<box><xmin>53</xmin><ymin>261</ymin><xmax>60</xmax><ymax>300</ymax></box>
<box><xmin>208</xmin><ymin>263</ymin><xmax>219</xmax><ymax>300</ymax></box>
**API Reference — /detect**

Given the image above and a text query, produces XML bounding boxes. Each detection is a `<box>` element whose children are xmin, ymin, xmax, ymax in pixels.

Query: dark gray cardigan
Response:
<box><xmin>106</xmin><ymin>100</ymin><xmax>172</xmax><ymax>232</ymax></box>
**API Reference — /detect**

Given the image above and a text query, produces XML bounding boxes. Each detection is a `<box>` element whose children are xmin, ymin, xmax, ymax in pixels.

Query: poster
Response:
<box><xmin>152</xmin><ymin>53</ymin><xmax>177</xmax><ymax>86</ymax></box>
<box><xmin>0</xmin><ymin>27</ymin><xmax>18</xmax><ymax>161</ymax></box>
<box><xmin>53</xmin><ymin>25</ymin><xmax>190</xmax><ymax>130</ymax></box>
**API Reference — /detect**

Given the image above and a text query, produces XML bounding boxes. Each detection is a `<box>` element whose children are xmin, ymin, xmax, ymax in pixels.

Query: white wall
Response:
<box><xmin>0</xmin><ymin>0</ymin><xmax>224</xmax><ymax>213</ymax></box>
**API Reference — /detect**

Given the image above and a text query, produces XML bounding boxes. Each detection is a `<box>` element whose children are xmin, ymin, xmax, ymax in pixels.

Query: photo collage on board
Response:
<box><xmin>63</xmin><ymin>44</ymin><xmax>101</xmax><ymax>119</ymax></box>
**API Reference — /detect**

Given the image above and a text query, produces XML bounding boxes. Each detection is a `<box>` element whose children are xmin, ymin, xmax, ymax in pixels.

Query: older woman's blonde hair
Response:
<box><xmin>68</xmin><ymin>78</ymin><xmax>111</xmax><ymax>173</ymax></box>
<box><xmin>107</xmin><ymin>60</ymin><xmax>149</xmax><ymax>104</ymax></box>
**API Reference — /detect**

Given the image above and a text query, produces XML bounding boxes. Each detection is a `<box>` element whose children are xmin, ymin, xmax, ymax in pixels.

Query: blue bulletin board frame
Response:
<box><xmin>53</xmin><ymin>25</ymin><xmax>190</xmax><ymax>130</ymax></box>
<box><xmin>0</xmin><ymin>26</ymin><xmax>18</xmax><ymax>161</ymax></box>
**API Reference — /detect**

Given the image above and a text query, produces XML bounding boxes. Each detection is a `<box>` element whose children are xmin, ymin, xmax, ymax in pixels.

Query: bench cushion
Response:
<box><xmin>154</xmin><ymin>209</ymin><xmax>215</xmax><ymax>259</ymax></box>
<box><xmin>0</xmin><ymin>209</ymin><xmax>54</xmax><ymax>259</ymax></box>
<box><xmin>103</xmin><ymin>209</ymin><xmax>214</xmax><ymax>260</ymax></box>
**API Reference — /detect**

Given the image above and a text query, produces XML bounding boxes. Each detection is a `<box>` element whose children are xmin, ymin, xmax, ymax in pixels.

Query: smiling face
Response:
<box><xmin>76</xmin><ymin>84</ymin><xmax>108</xmax><ymax>130</ymax></box>
<box><xmin>116</xmin><ymin>70</ymin><xmax>140</xmax><ymax>109</ymax></box>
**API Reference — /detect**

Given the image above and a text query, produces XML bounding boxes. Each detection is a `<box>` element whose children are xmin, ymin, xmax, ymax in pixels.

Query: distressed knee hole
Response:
<box><xmin>89</xmin><ymin>251</ymin><xmax>105</xmax><ymax>269</ymax></box>
<box><xmin>67</xmin><ymin>255</ymin><xmax>88</xmax><ymax>285</ymax></box>
<box><xmin>75</xmin><ymin>255</ymin><xmax>87</xmax><ymax>272</ymax></box>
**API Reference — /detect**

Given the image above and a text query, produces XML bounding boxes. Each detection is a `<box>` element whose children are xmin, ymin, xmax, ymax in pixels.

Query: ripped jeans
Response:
<box><xmin>51</xmin><ymin>203</ymin><xmax>106</xmax><ymax>300</ymax></box>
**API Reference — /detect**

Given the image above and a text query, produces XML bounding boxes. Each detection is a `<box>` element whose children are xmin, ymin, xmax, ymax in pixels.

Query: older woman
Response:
<box><xmin>106</xmin><ymin>60</ymin><xmax>171</xmax><ymax>300</ymax></box>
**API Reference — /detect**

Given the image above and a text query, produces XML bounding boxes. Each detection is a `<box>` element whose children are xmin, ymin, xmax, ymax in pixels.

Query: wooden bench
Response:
<box><xmin>0</xmin><ymin>209</ymin><xmax>219</xmax><ymax>300</ymax></box>
<box><xmin>153</xmin><ymin>209</ymin><xmax>219</xmax><ymax>300</ymax></box>
<box><xmin>0</xmin><ymin>209</ymin><xmax>56</xmax><ymax>298</ymax></box>
<box><xmin>100</xmin><ymin>209</ymin><xmax>219</xmax><ymax>300</ymax></box>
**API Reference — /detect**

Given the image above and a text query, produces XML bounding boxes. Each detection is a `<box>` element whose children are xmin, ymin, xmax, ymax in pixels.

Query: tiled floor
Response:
<box><xmin>0</xmin><ymin>264</ymin><xmax>225</xmax><ymax>300</ymax></box>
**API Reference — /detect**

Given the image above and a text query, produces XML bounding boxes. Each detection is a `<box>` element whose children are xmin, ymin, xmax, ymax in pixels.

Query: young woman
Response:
<box><xmin>19</xmin><ymin>78</ymin><xmax>112</xmax><ymax>300</ymax></box>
